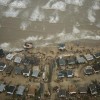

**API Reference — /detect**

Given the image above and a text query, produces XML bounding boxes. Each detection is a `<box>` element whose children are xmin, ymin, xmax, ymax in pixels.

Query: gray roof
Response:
<box><xmin>84</xmin><ymin>66</ymin><xmax>94</xmax><ymax>75</ymax></box>
<box><xmin>58</xmin><ymin>57</ymin><xmax>66</xmax><ymax>66</ymax></box>
<box><xmin>76</xmin><ymin>56</ymin><xmax>87</xmax><ymax>64</ymax></box>
<box><xmin>31</xmin><ymin>70</ymin><xmax>39</xmax><ymax>77</ymax></box>
<box><xmin>16</xmin><ymin>85</ymin><xmax>25</xmax><ymax>95</ymax></box>
<box><xmin>14</xmin><ymin>67</ymin><xmax>22</xmax><ymax>74</ymax></box>
<box><xmin>84</xmin><ymin>54</ymin><xmax>94</xmax><ymax>61</ymax></box>
<box><xmin>14</xmin><ymin>57</ymin><xmax>22</xmax><ymax>63</ymax></box>
<box><xmin>0</xmin><ymin>84</ymin><xmax>6</xmax><ymax>92</ymax></box>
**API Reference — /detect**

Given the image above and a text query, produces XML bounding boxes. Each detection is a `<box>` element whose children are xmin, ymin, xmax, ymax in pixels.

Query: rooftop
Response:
<box><xmin>16</xmin><ymin>85</ymin><xmax>25</xmax><ymax>96</ymax></box>
<box><xmin>28</xmin><ymin>85</ymin><xmax>36</xmax><ymax>96</ymax></box>
<box><xmin>67</xmin><ymin>57</ymin><xmax>76</xmax><ymax>65</ymax></box>
<box><xmin>14</xmin><ymin>66</ymin><xmax>22</xmax><ymax>74</ymax></box>
<box><xmin>66</xmin><ymin>70</ymin><xmax>74</xmax><ymax>78</ymax></box>
<box><xmin>6</xmin><ymin>53</ymin><xmax>15</xmax><ymax>60</ymax></box>
<box><xmin>58</xmin><ymin>57</ymin><xmax>66</xmax><ymax>66</ymax></box>
<box><xmin>14</xmin><ymin>56</ymin><xmax>22</xmax><ymax>64</ymax></box>
<box><xmin>84</xmin><ymin>66</ymin><xmax>94</xmax><ymax>75</ymax></box>
<box><xmin>0</xmin><ymin>84</ymin><xmax>6</xmax><ymax>92</ymax></box>
<box><xmin>76</xmin><ymin>56</ymin><xmax>87</xmax><ymax>64</ymax></box>
<box><xmin>31</xmin><ymin>70</ymin><xmax>39</xmax><ymax>78</ymax></box>
<box><xmin>84</xmin><ymin>54</ymin><xmax>94</xmax><ymax>61</ymax></box>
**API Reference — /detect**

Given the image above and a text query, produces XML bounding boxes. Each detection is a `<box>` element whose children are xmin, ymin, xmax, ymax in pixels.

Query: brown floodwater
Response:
<box><xmin>0</xmin><ymin>0</ymin><xmax>100</xmax><ymax>50</ymax></box>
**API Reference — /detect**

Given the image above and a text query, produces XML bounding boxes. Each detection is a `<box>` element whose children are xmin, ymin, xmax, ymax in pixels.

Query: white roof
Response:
<box><xmin>6</xmin><ymin>53</ymin><xmax>15</xmax><ymax>60</ymax></box>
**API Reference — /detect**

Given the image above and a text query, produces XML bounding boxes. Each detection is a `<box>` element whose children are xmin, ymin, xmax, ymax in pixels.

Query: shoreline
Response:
<box><xmin>0</xmin><ymin>39</ymin><xmax>100</xmax><ymax>52</ymax></box>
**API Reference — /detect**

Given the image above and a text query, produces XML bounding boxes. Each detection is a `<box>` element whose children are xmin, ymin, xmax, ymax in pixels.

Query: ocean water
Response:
<box><xmin>0</xmin><ymin>0</ymin><xmax>100</xmax><ymax>50</ymax></box>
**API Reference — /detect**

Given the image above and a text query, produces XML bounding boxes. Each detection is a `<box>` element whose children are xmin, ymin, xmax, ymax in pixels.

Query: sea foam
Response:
<box><xmin>72</xmin><ymin>26</ymin><xmax>80</xmax><ymax>34</ymax></box>
<box><xmin>9</xmin><ymin>0</ymin><xmax>30</xmax><ymax>8</ymax></box>
<box><xmin>0</xmin><ymin>42</ymin><xmax>10</xmax><ymax>49</ymax></box>
<box><xmin>23</xmin><ymin>36</ymin><xmax>43</xmax><ymax>42</ymax></box>
<box><xmin>65</xmin><ymin>0</ymin><xmax>84</xmax><ymax>6</ymax></box>
<box><xmin>92</xmin><ymin>1</ymin><xmax>100</xmax><ymax>10</ymax></box>
<box><xmin>42</xmin><ymin>0</ymin><xmax>66</xmax><ymax>11</ymax></box>
<box><xmin>3</xmin><ymin>7</ymin><xmax>21</xmax><ymax>17</ymax></box>
<box><xmin>30</xmin><ymin>7</ymin><xmax>45</xmax><ymax>21</ymax></box>
<box><xmin>20</xmin><ymin>21</ymin><xmax>30</xmax><ymax>30</ymax></box>
<box><xmin>88</xmin><ymin>9</ymin><xmax>96</xmax><ymax>23</ymax></box>
<box><xmin>0</xmin><ymin>0</ymin><xmax>11</xmax><ymax>6</ymax></box>
<box><xmin>49</xmin><ymin>11</ymin><xmax>59</xmax><ymax>23</ymax></box>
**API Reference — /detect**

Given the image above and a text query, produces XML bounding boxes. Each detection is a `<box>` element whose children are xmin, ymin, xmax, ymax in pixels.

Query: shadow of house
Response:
<box><xmin>67</xmin><ymin>57</ymin><xmax>76</xmax><ymax>65</ymax></box>
<box><xmin>0</xmin><ymin>49</ymin><xmax>5</xmax><ymax>57</ymax></box>
<box><xmin>78</xmin><ymin>86</ymin><xmax>87</xmax><ymax>94</ymax></box>
<box><xmin>5</xmin><ymin>66</ymin><xmax>13</xmax><ymax>74</ymax></box>
<box><xmin>57</xmin><ymin>89</ymin><xmax>67</xmax><ymax>99</ymax></box>
<box><xmin>14</xmin><ymin>66</ymin><xmax>22</xmax><ymax>75</ymax></box>
<box><xmin>0</xmin><ymin>62</ymin><xmax>6</xmax><ymax>72</ymax></box>
<box><xmin>22</xmin><ymin>56</ymin><xmax>40</xmax><ymax>66</ymax></box>
<box><xmin>93</xmin><ymin>63</ymin><xmax>100</xmax><ymax>73</ymax></box>
<box><xmin>93</xmin><ymin>52</ymin><xmax>100</xmax><ymax>59</ymax></box>
<box><xmin>88</xmin><ymin>83</ymin><xmax>97</xmax><ymax>95</ymax></box>
<box><xmin>6</xmin><ymin>85</ymin><xmax>16</xmax><ymax>95</ymax></box>
<box><xmin>36</xmin><ymin>83</ymin><xmax>44</xmax><ymax>99</ymax></box>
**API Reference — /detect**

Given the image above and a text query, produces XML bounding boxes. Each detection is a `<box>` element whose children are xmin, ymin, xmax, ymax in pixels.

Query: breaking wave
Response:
<box><xmin>30</xmin><ymin>7</ymin><xmax>45</xmax><ymax>21</ymax></box>
<box><xmin>42</xmin><ymin>0</ymin><xmax>66</xmax><ymax>11</ymax></box>
<box><xmin>49</xmin><ymin>11</ymin><xmax>59</xmax><ymax>23</ymax></box>
<box><xmin>3</xmin><ymin>7</ymin><xmax>21</xmax><ymax>17</ymax></box>
<box><xmin>22</xmin><ymin>36</ymin><xmax>43</xmax><ymax>42</ymax></box>
<box><xmin>0</xmin><ymin>0</ymin><xmax>11</xmax><ymax>6</ymax></box>
<box><xmin>9</xmin><ymin>0</ymin><xmax>30</xmax><ymax>9</ymax></box>
<box><xmin>20</xmin><ymin>21</ymin><xmax>30</xmax><ymax>30</ymax></box>
<box><xmin>65</xmin><ymin>0</ymin><xmax>84</xmax><ymax>6</ymax></box>
<box><xmin>87</xmin><ymin>8</ymin><xmax>96</xmax><ymax>23</ymax></box>
<box><xmin>92</xmin><ymin>0</ymin><xmax>100</xmax><ymax>10</ymax></box>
